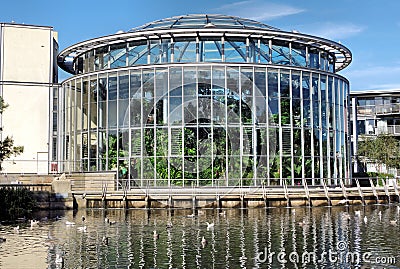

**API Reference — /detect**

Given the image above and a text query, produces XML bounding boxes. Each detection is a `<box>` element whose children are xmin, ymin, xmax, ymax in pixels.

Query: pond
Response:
<box><xmin>0</xmin><ymin>204</ymin><xmax>399</xmax><ymax>268</ymax></box>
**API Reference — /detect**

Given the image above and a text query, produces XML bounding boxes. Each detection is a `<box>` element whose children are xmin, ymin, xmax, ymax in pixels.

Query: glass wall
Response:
<box><xmin>75</xmin><ymin>37</ymin><xmax>336</xmax><ymax>75</ymax></box>
<box><xmin>354</xmin><ymin>95</ymin><xmax>400</xmax><ymax>136</ymax></box>
<box><xmin>61</xmin><ymin>64</ymin><xmax>350</xmax><ymax>188</ymax></box>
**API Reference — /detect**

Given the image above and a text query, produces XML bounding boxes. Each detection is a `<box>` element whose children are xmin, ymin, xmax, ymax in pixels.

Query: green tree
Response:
<box><xmin>0</xmin><ymin>97</ymin><xmax>23</xmax><ymax>171</ymax></box>
<box><xmin>358</xmin><ymin>134</ymin><xmax>400</xmax><ymax>172</ymax></box>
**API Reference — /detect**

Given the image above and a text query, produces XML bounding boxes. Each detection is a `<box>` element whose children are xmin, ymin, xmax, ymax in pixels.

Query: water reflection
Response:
<box><xmin>0</xmin><ymin>205</ymin><xmax>399</xmax><ymax>268</ymax></box>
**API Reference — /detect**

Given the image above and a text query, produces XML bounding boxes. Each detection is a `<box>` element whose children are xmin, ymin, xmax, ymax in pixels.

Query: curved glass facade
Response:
<box><xmin>58</xmin><ymin>15</ymin><xmax>352</xmax><ymax>187</ymax></box>
<box><xmin>75</xmin><ymin>36</ymin><xmax>335</xmax><ymax>74</ymax></box>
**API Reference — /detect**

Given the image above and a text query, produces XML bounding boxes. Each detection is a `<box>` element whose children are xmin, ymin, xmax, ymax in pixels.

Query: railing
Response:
<box><xmin>358</xmin><ymin>104</ymin><xmax>400</xmax><ymax>116</ymax></box>
<box><xmin>65</xmin><ymin>176</ymin><xmax>400</xmax><ymax>193</ymax></box>
<box><xmin>376</xmin><ymin>125</ymin><xmax>400</xmax><ymax>135</ymax></box>
<box><xmin>0</xmin><ymin>183</ymin><xmax>52</xmax><ymax>192</ymax></box>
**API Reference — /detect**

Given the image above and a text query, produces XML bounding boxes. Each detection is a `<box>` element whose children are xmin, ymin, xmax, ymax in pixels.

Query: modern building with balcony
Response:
<box><xmin>57</xmin><ymin>14</ymin><xmax>352</xmax><ymax>188</ymax></box>
<box><xmin>350</xmin><ymin>90</ymin><xmax>400</xmax><ymax>175</ymax></box>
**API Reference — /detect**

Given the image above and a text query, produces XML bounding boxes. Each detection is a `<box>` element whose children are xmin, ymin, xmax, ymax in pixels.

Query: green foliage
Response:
<box><xmin>0</xmin><ymin>136</ymin><xmax>24</xmax><ymax>171</ymax></box>
<box><xmin>268</xmin><ymin>96</ymin><xmax>314</xmax><ymax>181</ymax></box>
<box><xmin>107</xmin><ymin>134</ymin><xmax>126</xmax><ymax>170</ymax></box>
<box><xmin>0</xmin><ymin>187</ymin><xmax>37</xmax><ymax>220</ymax></box>
<box><xmin>0</xmin><ymin>97</ymin><xmax>24</xmax><ymax>171</ymax></box>
<box><xmin>0</xmin><ymin>96</ymin><xmax>9</xmax><ymax>114</ymax></box>
<box><xmin>358</xmin><ymin>134</ymin><xmax>400</xmax><ymax>171</ymax></box>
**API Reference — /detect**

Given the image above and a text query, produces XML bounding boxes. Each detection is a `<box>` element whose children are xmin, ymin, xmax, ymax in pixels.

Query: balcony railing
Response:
<box><xmin>357</xmin><ymin>104</ymin><xmax>400</xmax><ymax>116</ymax></box>
<box><xmin>376</xmin><ymin>125</ymin><xmax>400</xmax><ymax>135</ymax></box>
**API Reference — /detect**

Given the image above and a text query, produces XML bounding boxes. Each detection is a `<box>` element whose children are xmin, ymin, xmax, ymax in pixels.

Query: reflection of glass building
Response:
<box><xmin>57</xmin><ymin>14</ymin><xmax>352</xmax><ymax>188</ymax></box>
<box><xmin>350</xmin><ymin>90</ymin><xmax>400</xmax><ymax>175</ymax></box>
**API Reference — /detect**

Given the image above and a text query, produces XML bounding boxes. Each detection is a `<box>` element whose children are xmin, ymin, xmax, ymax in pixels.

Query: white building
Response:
<box><xmin>0</xmin><ymin>23</ymin><xmax>58</xmax><ymax>174</ymax></box>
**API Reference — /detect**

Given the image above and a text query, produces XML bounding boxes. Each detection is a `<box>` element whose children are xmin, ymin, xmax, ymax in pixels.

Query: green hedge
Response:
<box><xmin>0</xmin><ymin>187</ymin><xmax>37</xmax><ymax>220</ymax></box>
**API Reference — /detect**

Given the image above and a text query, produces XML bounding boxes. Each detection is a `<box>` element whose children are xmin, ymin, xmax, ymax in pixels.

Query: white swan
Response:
<box><xmin>201</xmin><ymin>236</ymin><xmax>207</xmax><ymax>247</ymax></box>
<box><xmin>30</xmin><ymin>219</ymin><xmax>39</xmax><ymax>227</ymax></box>
<box><xmin>153</xmin><ymin>230</ymin><xmax>159</xmax><ymax>239</ymax></box>
<box><xmin>77</xmin><ymin>226</ymin><xmax>87</xmax><ymax>232</ymax></box>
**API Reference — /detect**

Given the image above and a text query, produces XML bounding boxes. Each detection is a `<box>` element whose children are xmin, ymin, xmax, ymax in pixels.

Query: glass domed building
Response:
<box><xmin>57</xmin><ymin>14</ymin><xmax>352</xmax><ymax>188</ymax></box>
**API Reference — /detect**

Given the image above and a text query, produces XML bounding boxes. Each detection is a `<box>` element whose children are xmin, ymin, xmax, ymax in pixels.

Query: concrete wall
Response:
<box><xmin>0</xmin><ymin>23</ymin><xmax>57</xmax><ymax>174</ymax></box>
<box><xmin>2</xmin><ymin>25</ymin><xmax>52</xmax><ymax>82</ymax></box>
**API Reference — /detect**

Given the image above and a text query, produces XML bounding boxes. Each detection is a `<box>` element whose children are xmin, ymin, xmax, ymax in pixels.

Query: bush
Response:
<box><xmin>0</xmin><ymin>187</ymin><xmax>37</xmax><ymax>220</ymax></box>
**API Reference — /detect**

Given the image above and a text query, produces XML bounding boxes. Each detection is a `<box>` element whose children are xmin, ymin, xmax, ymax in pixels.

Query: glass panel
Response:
<box><xmin>175</xmin><ymin>38</ymin><xmax>197</xmax><ymax>62</ymax></box>
<box><xmin>312</xmin><ymin>75</ymin><xmax>320</xmax><ymax>129</ymax></box>
<box><xmin>128</xmin><ymin>41</ymin><xmax>148</xmax><ymax>65</ymax></box>
<box><xmin>108</xmin><ymin>74</ymin><xmax>117</xmax><ymax>128</ymax></box>
<box><xmin>130</xmin><ymin>99</ymin><xmax>142</xmax><ymax>127</ymax></box>
<box><xmin>254</xmin><ymin>67</ymin><xmax>266</xmax><ymax>97</ymax></box>
<box><xmin>241</xmin><ymin>67</ymin><xmax>253</xmax><ymax>97</ymax></box>
<box><xmin>76</xmin><ymin>79</ymin><xmax>82</xmax><ymax>132</ymax></box>
<box><xmin>89</xmin><ymin>131</ymin><xmax>97</xmax><ymax>171</ymax></box>
<box><xmin>169</xmin><ymin>97</ymin><xmax>182</xmax><ymax>125</ymax></box>
<box><xmin>90</xmin><ymin>78</ymin><xmax>97</xmax><ymax>129</ymax></box>
<box><xmin>292</xmin><ymin>72</ymin><xmax>301</xmax><ymax>126</ymax></box>
<box><xmin>280</xmin><ymin>72</ymin><xmax>290</xmax><ymax>126</ymax></box>
<box><xmin>130</xmin><ymin>70</ymin><xmax>141</xmax><ymax>98</ymax></box>
<box><xmin>149</xmin><ymin>40</ymin><xmax>160</xmax><ymax>64</ymax></box>
<box><xmin>87</xmin><ymin>50</ymin><xmax>95</xmax><ymax>72</ymax></box>
<box><xmin>212</xmin><ymin>66</ymin><xmax>225</xmax><ymax>89</ymax></box>
<box><xmin>321</xmin><ymin>75</ymin><xmax>327</xmax><ymax>131</ymax></box>
<box><xmin>110</xmin><ymin>43</ymin><xmax>126</xmax><ymax>68</ymax></box>
<box><xmin>119</xmin><ymin>99</ymin><xmax>129</xmax><ymax>128</ymax></box>
<box><xmin>155</xmin><ymin>68</ymin><xmax>168</xmax><ymax>97</ymax></box>
<box><xmin>98</xmin><ymin>77</ymin><xmax>107</xmax><ymax>128</ymax></box>
<box><xmin>302</xmin><ymin>72</ymin><xmax>311</xmax><ymax>127</ymax></box>
<box><xmin>142</xmin><ymin>69</ymin><xmax>155</xmax><ymax>125</ymax></box>
<box><xmin>225</xmin><ymin>39</ymin><xmax>246</xmax><ymax>62</ymax></box>
<box><xmin>95</xmin><ymin>46</ymin><xmax>107</xmax><ymax>70</ymax></box>
<box><xmin>248</xmin><ymin>39</ymin><xmax>257</xmax><ymax>63</ymax></box>
<box><xmin>200</xmin><ymin>38</ymin><xmax>222</xmax><ymax>62</ymax></box>
<box><xmin>160</xmin><ymin>39</ymin><xmax>172</xmax><ymax>63</ymax></box>
<box><xmin>143</xmin><ymin>157</ymin><xmax>154</xmax><ymax>179</ymax></box>
<box><xmin>169</xmin><ymin>67</ymin><xmax>182</xmax><ymax>96</ymax></box>
<box><xmin>291</xmin><ymin>43</ymin><xmax>306</xmax><ymax>67</ymax></box>
<box><xmin>198</xmin><ymin>67</ymin><xmax>211</xmax><ymax>96</ymax></box>
<box><xmin>119</xmin><ymin>72</ymin><xmax>129</xmax><ymax>99</ymax></box>
<box><xmin>309</xmin><ymin>47</ymin><xmax>319</xmax><ymax>69</ymax></box>
<box><xmin>271</xmin><ymin>41</ymin><xmax>290</xmax><ymax>65</ymax></box>
<box><xmin>82</xmin><ymin>78</ymin><xmax>89</xmax><ymax>131</ymax></box>
<box><xmin>268</xmin><ymin>70</ymin><xmax>279</xmax><ymax>123</ymax></box>
<box><xmin>259</xmin><ymin>40</ymin><xmax>270</xmax><ymax>63</ymax></box>
<box><xmin>321</xmin><ymin>52</ymin><xmax>328</xmax><ymax>71</ymax></box>
<box><xmin>130</xmin><ymin>129</ymin><xmax>141</xmax><ymax>156</ymax></box>
<box><xmin>130</xmin><ymin>157</ymin><xmax>141</xmax><ymax>181</ymax></box>
<box><xmin>98</xmin><ymin>131</ymin><xmax>107</xmax><ymax>170</ymax></box>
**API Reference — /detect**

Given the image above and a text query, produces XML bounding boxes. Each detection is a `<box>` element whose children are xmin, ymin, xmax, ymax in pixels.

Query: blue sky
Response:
<box><xmin>1</xmin><ymin>0</ymin><xmax>399</xmax><ymax>91</ymax></box>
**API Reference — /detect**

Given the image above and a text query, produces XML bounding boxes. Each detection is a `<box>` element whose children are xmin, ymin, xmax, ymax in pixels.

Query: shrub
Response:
<box><xmin>0</xmin><ymin>187</ymin><xmax>37</xmax><ymax>220</ymax></box>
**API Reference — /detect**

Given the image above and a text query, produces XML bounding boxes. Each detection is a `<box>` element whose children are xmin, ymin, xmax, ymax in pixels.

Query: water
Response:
<box><xmin>0</xmin><ymin>205</ymin><xmax>399</xmax><ymax>268</ymax></box>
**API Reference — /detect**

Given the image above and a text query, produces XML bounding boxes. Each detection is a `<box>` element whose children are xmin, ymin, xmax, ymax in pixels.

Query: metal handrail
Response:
<box><xmin>321</xmin><ymin>179</ymin><xmax>331</xmax><ymax>206</ymax></box>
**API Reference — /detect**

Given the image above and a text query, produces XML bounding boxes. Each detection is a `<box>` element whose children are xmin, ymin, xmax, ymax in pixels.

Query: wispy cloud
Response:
<box><xmin>345</xmin><ymin>65</ymin><xmax>400</xmax><ymax>78</ymax></box>
<box><xmin>343</xmin><ymin>65</ymin><xmax>400</xmax><ymax>90</ymax></box>
<box><xmin>305</xmin><ymin>22</ymin><xmax>365</xmax><ymax>40</ymax></box>
<box><xmin>214</xmin><ymin>1</ymin><xmax>305</xmax><ymax>21</ymax></box>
